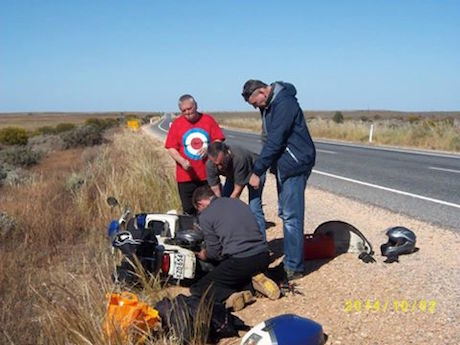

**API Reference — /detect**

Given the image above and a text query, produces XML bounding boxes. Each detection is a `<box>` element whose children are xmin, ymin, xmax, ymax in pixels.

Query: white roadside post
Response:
<box><xmin>369</xmin><ymin>124</ymin><xmax>374</xmax><ymax>143</ymax></box>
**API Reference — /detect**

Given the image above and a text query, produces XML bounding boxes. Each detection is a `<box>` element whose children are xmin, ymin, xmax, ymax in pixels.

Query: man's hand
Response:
<box><xmin>197</xmin><ymin>147</ymin><xmax>207</xmax><ymax>159</ymax></box>
<box><xmin>195</xmin><ymin>248</ymin><xmax>208</xmax><ymax>261</ymax></box>
<box><xmin>249</xmin><ymin>173</ymin><xmax>260</xmax><ymax>189</ymax></box>
<box><xmin>181</xmin><ymin>158</ymin><xmax>191</xmax><ymax>170</ymax></box>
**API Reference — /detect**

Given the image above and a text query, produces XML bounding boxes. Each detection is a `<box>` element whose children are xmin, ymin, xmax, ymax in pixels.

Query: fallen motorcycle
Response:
<box><xmin>106</xmin><ymin>197</ymin><xmax>213</xmax><ymax>284</ymax></box>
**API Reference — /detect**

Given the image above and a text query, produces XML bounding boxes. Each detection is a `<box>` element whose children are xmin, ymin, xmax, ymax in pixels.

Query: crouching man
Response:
<box><xmin>190</xmin><ymin>185</ymin><xmax>279</xmax><ymax>311</ymax></box>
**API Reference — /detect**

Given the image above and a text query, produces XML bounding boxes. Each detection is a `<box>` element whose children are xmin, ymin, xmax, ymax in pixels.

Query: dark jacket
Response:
<box><xmin>252</xmin><ymin>82</ymin><xmax>316</xmax><ymax>181</ymax></box>
<box><xmin>198</xmin><ymin>197</ymin><xmax>267</xmax><ymax>261</ymax></box>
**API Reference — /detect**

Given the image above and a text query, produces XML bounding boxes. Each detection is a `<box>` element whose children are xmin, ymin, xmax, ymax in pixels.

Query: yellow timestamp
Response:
<box><xmin>344</xmin><ymin>299</ymin><xmax>436</xmax><ymax>313</ymax></box>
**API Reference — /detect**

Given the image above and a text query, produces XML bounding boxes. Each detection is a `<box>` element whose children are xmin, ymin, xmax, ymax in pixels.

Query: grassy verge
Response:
<box><xmin>0</xmin><ymin>130</ymin><xmax>183</xmax><ymax>344</ymax></box>
<box><xmin>216</xmin><ymin>117</ymin><xmax>460</xmax><ymax>152</ymax></box>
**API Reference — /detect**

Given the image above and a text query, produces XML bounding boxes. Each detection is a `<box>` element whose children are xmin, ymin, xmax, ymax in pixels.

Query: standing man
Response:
<box><xmin>190</xmin><ymin>185</ymin><xmax>279</xmax><ymax>311</ymax></box>
<box><xmin>206</xmin><ymin>141</ymin><xmax>266</xmax><ymax>239</ymax></box>
<box><xmin>241</xmin><ymin>80</ymin><xmax>316</xmax><ymax>280</ymax></box>
<box><xmin>165</xmin><ymin>94</ymin><xmax>225</xmax><ymax>215</ymax></box>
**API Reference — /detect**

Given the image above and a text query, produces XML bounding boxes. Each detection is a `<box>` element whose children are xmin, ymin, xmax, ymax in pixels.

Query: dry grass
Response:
<box><xmin>217</xmin><ymin>116</ymin><xmax>460</xmax><ymax>152</ymax></box>
<box><xmin>0</xmin><ymin>114</ymin><xmax>119</xmax><ymax>130</ymax></box>
<box><xmin>0</xmin><ymin>130</ymin><xmax>187</xmax><ymax>344</ymax></box>
<box><xmin>308</xmin><ymin>118</ymin><xmax>460</xmax><ymax>151</ymax></box>
<box><xmin>0</xmin><ymin>112</ymin><xmax>161</xmax><ymax>131</ymax></box>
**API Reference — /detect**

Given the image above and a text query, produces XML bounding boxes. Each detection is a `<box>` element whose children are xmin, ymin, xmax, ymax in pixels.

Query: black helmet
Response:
<box><xmin>380</xmin><ymin>226</ymin><xmax>416</xmax><ymax>263</ymax></box>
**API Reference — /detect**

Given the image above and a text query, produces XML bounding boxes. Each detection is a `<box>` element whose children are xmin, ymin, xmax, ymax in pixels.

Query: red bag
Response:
<box><xmin>304</xmin><ymin>233</ymin><xmax>336</xmax><ymax>260</ymax></box>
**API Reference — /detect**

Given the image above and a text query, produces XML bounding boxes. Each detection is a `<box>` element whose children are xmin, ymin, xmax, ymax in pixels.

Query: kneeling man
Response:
<box><xmin>190</xmin><ymin>185</ymin><xmax>279</xmax><ymax>311</ymax></box>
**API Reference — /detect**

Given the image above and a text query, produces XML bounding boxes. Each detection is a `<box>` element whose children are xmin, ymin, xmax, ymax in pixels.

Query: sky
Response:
<box><xmin>1</xmin><ymin>0</ymin><xmax>459</xmax><ymax>113</ymax></box>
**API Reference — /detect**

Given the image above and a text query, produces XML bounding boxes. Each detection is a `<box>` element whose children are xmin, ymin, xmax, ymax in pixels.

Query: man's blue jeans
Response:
<box><xmin>222</xmin><ymin>174</ymin><xmax>267</xmax><ymax>240</ymax></box>
<box><xmin>276</xmin><ymin>171</ymin><xmax>310</xmax><ymax>273</ymax></box>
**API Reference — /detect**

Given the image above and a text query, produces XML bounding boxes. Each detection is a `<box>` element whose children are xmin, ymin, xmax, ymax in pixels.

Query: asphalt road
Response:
<box><xmin>152</xmin><ymin>115</ymin><xmax>460</xmax><ymax>230</ymax></box>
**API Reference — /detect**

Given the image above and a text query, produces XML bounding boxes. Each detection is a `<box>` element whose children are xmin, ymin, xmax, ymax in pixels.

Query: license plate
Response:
<box><xmin>172</xmin><ymin>252</ymin><xmax>185</xmax><ymax>279</ymax></box>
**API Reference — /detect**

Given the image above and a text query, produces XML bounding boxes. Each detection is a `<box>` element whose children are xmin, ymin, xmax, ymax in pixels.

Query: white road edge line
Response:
<box><xmin>316</xmin><ymin>149</ymin><xmax>336</xmax><ymax>154</ymax></box>
<box><xmin>158</xmin><ymin>118</ymin><xmax>169</xmax><ymax>133</ymax></box>
<box><xmin>313</xmin><ymin>169</ymin><xmax>460</xmax><ymax>209</ymax></box>
<box><xmin>428</xmin><ymin>166</ymin><xmax>460</xmax><ymax>174</ymax></box>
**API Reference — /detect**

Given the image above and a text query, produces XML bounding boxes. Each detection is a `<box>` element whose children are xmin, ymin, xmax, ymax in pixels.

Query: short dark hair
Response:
<box><xmin>241</xmin><ymin>79</ymin><xmax>268</xmax><ymax>101</ymax></box>
<box><xmin>207</xmin><ymin>141</ymin><xmax>228</xmax><ymax>159</ymax></box>
<box><xmin>192</xmin><ymin>185</ymin><xmax>215</xmax><ymax>208</ymax></box>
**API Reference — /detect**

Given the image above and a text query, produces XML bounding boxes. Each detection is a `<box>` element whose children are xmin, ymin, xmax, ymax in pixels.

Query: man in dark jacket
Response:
<box><xmin>190</xmin><ymin>185</ymin><xmax>279</xmax><ymax>311</ymax></box>
<box><xmin>242</xmin><ymin>80</ymin><xmax>316</xmax><ymax>280</ymax></box>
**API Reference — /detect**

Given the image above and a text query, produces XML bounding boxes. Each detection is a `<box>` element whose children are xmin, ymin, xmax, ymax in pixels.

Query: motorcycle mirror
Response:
<box><xmin>106</xmin><ymin>196</ymin><xmax>119</xmax><ymax>207</ymax></box>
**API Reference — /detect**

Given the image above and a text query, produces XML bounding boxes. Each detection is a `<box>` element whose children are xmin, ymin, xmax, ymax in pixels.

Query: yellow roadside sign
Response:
<box><xmin>127</xmin><ymin>119</ymin><xmax>139</xmax><ymax>131</ymax></box>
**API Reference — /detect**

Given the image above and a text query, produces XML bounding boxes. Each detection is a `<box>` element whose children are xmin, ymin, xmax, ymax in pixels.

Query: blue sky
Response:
<box><xmin>1</xmin><ymin>0</ymin><xmax>459</xmax><ymax>112</ymax></box>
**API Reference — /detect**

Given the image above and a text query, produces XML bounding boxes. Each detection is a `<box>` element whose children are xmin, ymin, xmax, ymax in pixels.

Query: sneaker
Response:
<box><xmin>285</xmin><ymin>269</ymin><xmax>304</xmax><ymax>281</ymax></box>
<box><xmin>225</xmin><ymin>290</ymin><xmax>255</xmax><ymax>311</ymax></box>
<box><xmin>252</xmin><ymin>273</ymin><xmax>280</xmax><ymax>300</ymax></box>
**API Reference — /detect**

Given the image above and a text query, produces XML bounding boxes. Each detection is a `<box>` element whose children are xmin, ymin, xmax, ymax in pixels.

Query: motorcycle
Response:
<box><xmin>106</xmin><ymin>196</ymin><xmax>213</xmax><ymax>283</ymax></box>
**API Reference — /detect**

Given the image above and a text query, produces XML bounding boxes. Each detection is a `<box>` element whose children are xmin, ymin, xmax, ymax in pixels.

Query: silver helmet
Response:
<box><xmin>380</xmin><ymin>226</ymin><xmax>416</xmax><ymax>263</ymax></box>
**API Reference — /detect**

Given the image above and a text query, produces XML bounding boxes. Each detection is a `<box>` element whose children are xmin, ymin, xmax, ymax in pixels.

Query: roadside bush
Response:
<box><xmin>0</xmin><ymin>146</ymin><xmax>43</xmax><ymax>167</ymax></box>
<box><xmin>55</xmin><ymin>123</ymin><xmax>76</xmax><ymax>133</ymax></box>
<box><xmin>37</xmin><ymin>126</ymin><xmax>57</xmax><ymax>135</ymax></box>
<box><xmin>0</xmin><ymin>212</ymin><xmax>17</xmax><ymax>237</ymax></box>
<box><xmin>85</xmin><ymin>118</ymin><xmax>119</xmax><ymax>130</ymax></box>
<box><xmin>333</xmin><ymin>111</ymin><xmax>344</xmax><ymax>124</ymax></box>
<box><xmin>0</xmin><ymin>166</ymin><xmax>7</xmax><ymax>185</ymax></box>
<box><xmin>61</xmin><ymin>125</ymin><xmax>105</xmax><ymax>148</ymax></box>
<box><xmin>65</xmin><ymin>172</ymin><xmax>85</xmax><ymax>192</ymax></box>
<box><xmin>408</xmin><ymin>115</ymin><xmax>421</xmax><ymax>123</ymax></box>
<box><xmin>0</xmin><ymin>127</ymin><xmax>28</xmax><ymax>145</ymax></box>
<box><xmin>28</xmin><ymin>134</ymin><xmax>65</xmax><ymax>153</ymax></box>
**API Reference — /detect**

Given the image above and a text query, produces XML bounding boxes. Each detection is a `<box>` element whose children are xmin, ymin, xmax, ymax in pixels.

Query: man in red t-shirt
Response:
<box><xmin>165</xmin><ymin>94</ymin><xmax>225</xmax><ymax>215</ymax></box>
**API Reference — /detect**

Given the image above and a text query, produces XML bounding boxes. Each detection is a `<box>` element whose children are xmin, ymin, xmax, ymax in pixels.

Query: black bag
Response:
<box><xmin>155</xmin><ymin>294</ymin><xmax>249</xmax><ymax>344</ymax></box>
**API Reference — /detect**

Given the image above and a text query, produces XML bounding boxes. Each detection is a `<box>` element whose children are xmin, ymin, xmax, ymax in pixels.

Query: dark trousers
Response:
<box><xmin>190</xmin><ymin>251</ymin><xmax>270</xmax><ymax>303</ymax></box>
<box><xmin>177</xmin><ymin>180</ymin><xmax>207</xmax><ymax>216</ymax></box>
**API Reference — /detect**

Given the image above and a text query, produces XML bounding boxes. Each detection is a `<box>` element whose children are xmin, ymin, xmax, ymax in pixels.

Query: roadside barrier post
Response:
<box><xmin>369</xmin><ymin>124</ymin><xmax>374</xmax><ymax>143</ymax></box>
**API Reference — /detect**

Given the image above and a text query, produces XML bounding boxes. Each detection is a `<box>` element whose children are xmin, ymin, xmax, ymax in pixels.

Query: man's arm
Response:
<box><xmin>210</xmin><ymin>184</ymin><xmax>222</xmax><ymax>197</ymax></box>
<box><xmin>167</xmin><ymin>148</ymin><xmax>191</xmax><ymax>170</ymax></box>
<box><xmin>229</xmin><ymin>184</ymin><xmax>244</xmax><ymax>198</ymax></box>
<box><xmin>199</xmin><ymin>215</ymin><xmax>222</xmax><ymax>261</ymax></box>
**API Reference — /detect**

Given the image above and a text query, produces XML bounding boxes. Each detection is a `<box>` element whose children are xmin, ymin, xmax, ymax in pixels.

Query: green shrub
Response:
<box><xmin>61</xmin><ymin>125</ymin><xmax>105</xmax><ymax>148</ymax></box>
<box><xmin>55</xmin><ymin>123</ymin><xmax>76</xmax><ymax>133</ymax></box>
<box><xmin>125</xmin><ymin>114</ymin><xmax>138</xmax><ymax>121</ymax></box>
<box><xmin>0</xmin><ymin>146</ymin><xmax>43</xmax><ymax>167</ymax></box>
<box><xmin>0</xmin><ymin>127</ymin><xmax>28</xmax><ymax>145</ymax></box>
<box><xmin>408</xmin><ymin>115</ymin><xmax>420</xmax><ymax>123</ymax></box>
<box><xmin>37</xmin><ymin>126</ymin><xmax>57</xmax><ymax>135</ymax></box>
<box><xmin>84</xmin><ymin>118</ymin><xmax>119</xmax><ymax>130</ymax></box>
<box><xmin>333</xmin><ymin>111</ymin><xmax>344</xmax><ymax>124</ymax></box>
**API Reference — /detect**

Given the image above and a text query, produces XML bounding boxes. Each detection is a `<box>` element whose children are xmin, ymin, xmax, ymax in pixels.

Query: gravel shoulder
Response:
<box><xmin>224</xmin><ymin>174</ymin><xmax>459</xmax><ymax>345</ymax></box>
<box><xmin>144</xmin><ymin>127</ymin><xmax>460</xmax><ymax>345</ymax></box>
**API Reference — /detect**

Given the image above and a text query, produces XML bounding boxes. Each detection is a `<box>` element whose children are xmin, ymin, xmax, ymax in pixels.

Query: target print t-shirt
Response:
<box><xmin>165</xmin><ymin>113</ymin><xmax>225</xmax><ymax>182</ymax></box>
